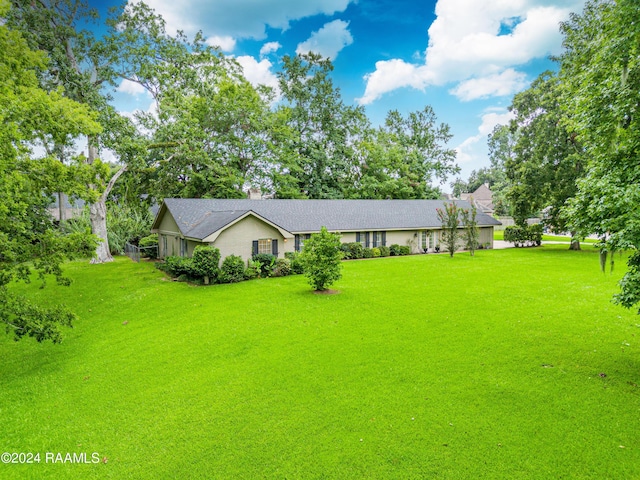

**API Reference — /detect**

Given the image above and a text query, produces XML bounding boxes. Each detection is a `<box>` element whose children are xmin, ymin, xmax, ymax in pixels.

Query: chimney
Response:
<box><xmin>247</xmin><ymin>187</ymin><xmax>262</xmax><ymax>200</ymax></box>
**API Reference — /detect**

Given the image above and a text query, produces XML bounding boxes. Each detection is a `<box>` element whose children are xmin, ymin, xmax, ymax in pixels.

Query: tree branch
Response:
<box><xmin>101</xmin><ymin>164</ymin><xmax>127</xmax><ymax>202</ymax></box>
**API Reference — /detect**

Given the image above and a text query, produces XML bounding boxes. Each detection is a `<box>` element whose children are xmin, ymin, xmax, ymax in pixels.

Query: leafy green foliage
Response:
<box><xmin>220</xmin><ymin>255</ymin><xmax>246</xmax><ymax>284</ymax></box>
<box><xmin>139</xmin><ymin>234</ymin><xmax>159</xmax><ymax>259</ymax></box>
<box><xmin>614</xmin><ymin>252</ymin><xmax>640</xmax><ymax>313</ymax></box>
<box><xmin>389</xmin><ymin>244</ymin><xmax>410</xmax><ymax>256</ymax></box>
<box><xmin>437</xmin><ymin>202</ymin><xmax>461</xmax><ymax>257</ymax></box>
<box><xmin>157</xmin><ymin>256</ymin><xmax>195</xmax><ymax>278</ymax></box>
<box><xmin>272</xmin><ymin>258</ymin><xmax>292</xmax><ymax>277</ymax></box>
<box><xmin>192</xmin><ymin>246</ymin><xmax>221</xmax><ymax>284</ymax></box>
<box><xmin>0</xmin><ymin>0</ymin><xmax>100</xmax><ymax>342</ymax></box>
<box><xmin>504</xmin><ymin>224</ymin><xmax>543</xmax><ymax>247</ymax></box>
<box><xmin>284</xmin><ymin>252</ymin><xmax>305</xmax><ymax>274</ymax></box>
<box><xmin>460</xmin><ymin>203</ymin><xmax>479</xmax><ymax>256</ymax></box>
<box><xmin>349</xmin><ymin>107</ymin><xmax>458</xmax><ymax>199</ymax></box>
<box><xmin>378</xmin><ymin>245</ymin><xmax>391</xmax><ymax>257</ymax></box>
<box><xmin>251</xmin><ymin>253</ymin><xmax>276</xmax><ymax>277</ymax></box>
<box><xmin>300</xmin><ymin>227</ymin><xmax>342</xmax><ymax>291</ymax></box>
<box><xmin>505</xmin><ymin>72</ymin><xmax>583</xmax><ymax>232</ymax></box>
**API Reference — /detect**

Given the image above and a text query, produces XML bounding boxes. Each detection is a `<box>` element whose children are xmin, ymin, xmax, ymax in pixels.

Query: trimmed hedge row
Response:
<box><xmin>157</xmin><ymin>240</ymin><xmax>417</xmax><ymax>285</ymax></box>
<box><xmin>504</xmin><ymin>224</ymin><xmax>543</xmax><ymax>247</ymax></box>
<box><xmin>157</xmin><ymin>247</ymin><xmax>303</xmax><ymax>285</ymax></box>
<box><xmin>340</xmin><ymin>242</ymin><xmax>410</xmax><ymax>260</ymax></box>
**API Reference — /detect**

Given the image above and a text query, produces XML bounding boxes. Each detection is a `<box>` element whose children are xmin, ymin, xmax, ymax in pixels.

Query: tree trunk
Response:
<box><xmin>90</xmin><ymin>199</ymin><xmax>113</xmax><ymax>263</ymax></box>
<box><xmin>58</xmin><ymin>192</ymin><xmax>65</xmax><ymax>223</ymax></box>
<box><xmin>569</xmin><ymin>231</ymin><xmax>581</xmax><ymax>250</ymax></box>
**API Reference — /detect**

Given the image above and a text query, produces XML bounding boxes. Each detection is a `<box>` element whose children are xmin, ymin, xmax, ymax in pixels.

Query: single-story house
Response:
<box><xmin>151</xmin><ymin>198</ymin><xmax>502</xmax><ymax>261</ymax></box>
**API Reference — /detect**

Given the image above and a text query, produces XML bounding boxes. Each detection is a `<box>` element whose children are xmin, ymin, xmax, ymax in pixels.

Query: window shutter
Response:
<box><xmin>372</xmin><ymin>232</ymin><xmax>378</xmax><ymax>247</ymax></box>
<box><xmin>356</xmin><ymin>232</ymin><xmax>360</xmax><ymax>243</ymax></box>
<box><xmin>365</xmin><ymin>232</ymin><xmax>370</xmax><ymax>248</ymax></box>
<box><xmin>272</xmin><ymin>239</ymin><xmax>278</xmax><ymax>256</ymax></box>
<box><xmin>252</xmin><ymin>240</ymin><xmax>258</xmax><ymax>256</ymax></box>
<box><xmin>295</xmin><ymin>235</ymin><xmax>300</xmax><ymax>252</ymax></box>
<box><xmin>382</xmin><ymin>231</ymin><xmax>386</xmax><ymax>246</ymax></box>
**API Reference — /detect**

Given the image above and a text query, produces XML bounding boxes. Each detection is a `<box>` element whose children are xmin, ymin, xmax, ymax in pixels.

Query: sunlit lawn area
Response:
<box><xmin>1</xmin><ymin>245</ymin><xmax>639</xmax><ymax>479</ymax></box>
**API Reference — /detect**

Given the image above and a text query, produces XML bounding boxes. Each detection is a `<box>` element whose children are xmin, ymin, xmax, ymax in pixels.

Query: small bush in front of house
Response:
<box><xmin>363</xmin><ymin>247</ymin><xmax>373</xmax><ymax>258</ymax></box>
<box><xmin>272</xmin><ymin>258</ymin><xmax>292</xmax><ymax>277</ymax></box>
<box><xmin>245</xmin><ymin>259</ymin><xmax>261</xmax><ymax>279</ymax></box>
<box><xmin>390</xmin><ymin>244</ymin><xmax>402</xmax><ymax>256</ymax></box>
<box><xmin>192</xmin><ymin>245</ymin><xmax>221</xmax><ymax>284</ymax></box>
<box><xmin>285</xmin><ymin>252</ymin><xmax>305</xmax><ymax>274</ymax></box>
<box><xmin>379</xmin><ymin>245</ymin><xmax>390</xmax><ymax>257</ymax></box>
<box><xmin>371</xmin><ymin>247</ymin><xmax>381</xmax><ymax>258</ymax></box>
<box><xmin>399</xmin><ymin>245</ymin><xmax>411</xmax><ymax>255</ymax></box>
<box><xmin>340</xmin><ymin>243</ymin><xmax>352</xmax><ymax>260</ymax></box>
<box><xmin>158</xmin><ymin>256</ymin><xmax>196</xmax><ymax>278</ymax></box>
<box><xmin>220</xmin><ymin>255</ymin><xmax>246</xmax><ymax>283</ymax></box>
<box><xmin>300</xmin><ymin>226</ymin><xmax>342</xmax><ymax>291</ymax></box>
<box><xmin>251</xmin><ymin>253</ymin><xmax>276</xmax><ymax>277</ymax></box>
<box><xmin>347</xmin><ymin>242</ymin><xmax>364</xmax><ymax>259</ymax></box>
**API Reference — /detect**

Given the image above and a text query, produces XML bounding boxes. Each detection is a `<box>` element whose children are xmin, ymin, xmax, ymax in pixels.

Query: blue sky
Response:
<box><xmin>105</xmin><ymin>0</ymin><xmax>587</xmax><ymax>192</ymax></box>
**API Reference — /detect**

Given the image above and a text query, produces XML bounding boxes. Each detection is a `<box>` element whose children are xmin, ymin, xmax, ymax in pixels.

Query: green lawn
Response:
<box><xmin>1</xmin><ymin>246</ymin><xmax>639</xmax><ymax>479</ymax></box>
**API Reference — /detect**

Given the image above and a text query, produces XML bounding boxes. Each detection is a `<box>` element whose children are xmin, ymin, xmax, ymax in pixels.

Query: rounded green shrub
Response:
<box><xmin>220</xmin><ymin>255</ymin><xmax>245</xmax><ymax>283</ymax></box>
<box><xmin>192</xmin><ymin>245</ymin><xmax>221</xmax><ymax>284</ymax></box>
<box><xmin>272</xmin><ymin>258</ymin><xmax>292</xmax><ymax>277</ymax></box>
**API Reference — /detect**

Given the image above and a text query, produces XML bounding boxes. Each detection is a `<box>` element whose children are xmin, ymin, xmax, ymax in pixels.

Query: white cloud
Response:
<box><xmin>478</xmin><ymin>110</ymin><xmax>514</xmax><ymax>136</ymax></box>
<box><xmin>130</xmin><ymin>0</ymin><xmax>354</xmax><ymax>39</ymax></box>
<box><xmin>206</xmin><ymin>35</ymin><xmax>236</xmax><ymax>52</ymax></box>
<box><xmin>234</xmin><ymin>56</ymin><xmax>280</xmax><ymax>98</ymax></box>
<box><xmin>449</xmin><ymin>69</ymin><xmax>529</xmax><ymax>101</ymax></box>
<box><xmin>260</xmin><ymin>41</ymin><xmax>281</xmax><ymax>57</ymax></box>
<box><xmin>455</xmin><ymin>109</ymin><xmax>515</xmax><ymax>165</ymax></box>
<box><xmin>296</xmin><ymin>19</ymin><xmax>353</xmax><ymax>60</ymax></box>
<box><xmin>359</xmin><ymin>0</ymin><xmax>586</xmax><ymax>104</ymax></box>
<box><xmin>116</xmin><ymin>78</ymin><xmax>148</xmax><ymax>96</ymax></box>
<box><xmin>356</xmin><ymin>60</ymin><xmax>431</xmax><ymax>105</ymax></box>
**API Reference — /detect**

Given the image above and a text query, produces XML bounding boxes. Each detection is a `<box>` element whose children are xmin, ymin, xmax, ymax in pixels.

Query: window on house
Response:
<box><xmin>180</xmin><ymin>238</ymin><xmax>187</xmax><ymax>257</ymax></box>
<box><xmin>373</xmin><ymin>231</ymin><xmax>382</xmax><ymax>247</ymax></box>
<box><xmin>356</xmin><ymin>232</ymin><xmax>368</xmax><ymax>247</ymax></box>
<box><xmin>162</xmin><ymin>235</ymin><xmax>168</xmax><ymax>256</ymax></box>
<box><xmin>421</xmin><ymin>231</ymin><xmax>428</xmax><ymax>250</ymax></box>
<box><xmin>429</xmin><ymin>232</ymin><xmax>434</xmax><ymax>249</ymax></box>
<box><xmin>295</xmin><ymin>234</ymin><xmax>311</xmax><ymax>252</ymax></box>
<box><xmin>258</xmin><ymin>238</ymin><xmax>272</xmax><ymax>254</ymax></box>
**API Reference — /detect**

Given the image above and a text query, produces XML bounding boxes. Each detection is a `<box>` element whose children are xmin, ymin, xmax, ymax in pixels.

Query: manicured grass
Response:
<box><xmin>1</xmin><ymin>246</ymin><xmax>639</xmax><ymax>479</ymax></box>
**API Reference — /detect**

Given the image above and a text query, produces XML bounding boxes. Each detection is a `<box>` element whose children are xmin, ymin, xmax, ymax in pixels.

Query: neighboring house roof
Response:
<box><xmin>460</xmin><ymin>184</ymin><xmax>495</xmax><ymax>214</ymax></box>
<box><xmin>152</xmin><ymin>198</ymin><xmax>502</xmax><ymax>241</ymax></box>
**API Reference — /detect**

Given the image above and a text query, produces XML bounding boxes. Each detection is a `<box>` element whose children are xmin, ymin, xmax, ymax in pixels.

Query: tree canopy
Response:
<box><xmin>1</xmin><ymin>0</ymin><xmax>99</xmax><ymax>342</ymax></box>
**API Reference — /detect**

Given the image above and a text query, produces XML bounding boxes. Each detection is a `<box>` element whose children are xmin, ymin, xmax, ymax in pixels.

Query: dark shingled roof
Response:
<box><xmin>155</xmin><ymin>198</ymin><xmax>502</xmax><ymax>240</ymax></box>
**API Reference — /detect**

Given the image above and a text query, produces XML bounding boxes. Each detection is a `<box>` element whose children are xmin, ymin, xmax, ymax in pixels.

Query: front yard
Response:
<box><xmin>1</xmin><ymin>245</ymin><xmax>638</xmax><ymax>478</ymax></box>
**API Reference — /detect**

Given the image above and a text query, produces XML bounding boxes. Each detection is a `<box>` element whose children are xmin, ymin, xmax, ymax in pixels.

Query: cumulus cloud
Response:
<box><xmin>296</xmin><ymin>19</ymin><xmax>353</xmax><ymax>60</ymax></box>
<box><xmin>205</xmin><ymin>35</ymin><xmax>236</xmax><ymax>52</ymax></box>
<box><xmin>358</xmin><ymin>0</ymin><xmax>585</xmax><ymax>104</ymax></box>
<box><xmin>357</xmin><ymin>60</ymin><xmax>431</xmax><ymax>105</ymax></box>
<box><xmin>130</xmin><ymin>0</ymin><xmax>353</xmax><ymax>39</ymax></box>
<box><xmin>260</xmin><ymin>41</ymin><xmax>281</xmax><ymax>57</ymax></box>
<box><xmin>234</xmin><ymin>56</ymin><xmax>280</xmax><ymax>98</ymax></box>
<box><xmin>455</xmin><ymin>109</ymin><xmax>515</xmax><ymax>164</ymax></box>
<box><xmin>450</xmin><ymin>69</ymin><xmax>529</xmax><ymax>101</ymax></box>
<box><xmin>116</xmin><ymin>78</ymin><xmax>148</xmax><ymax>96</ymax></box>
